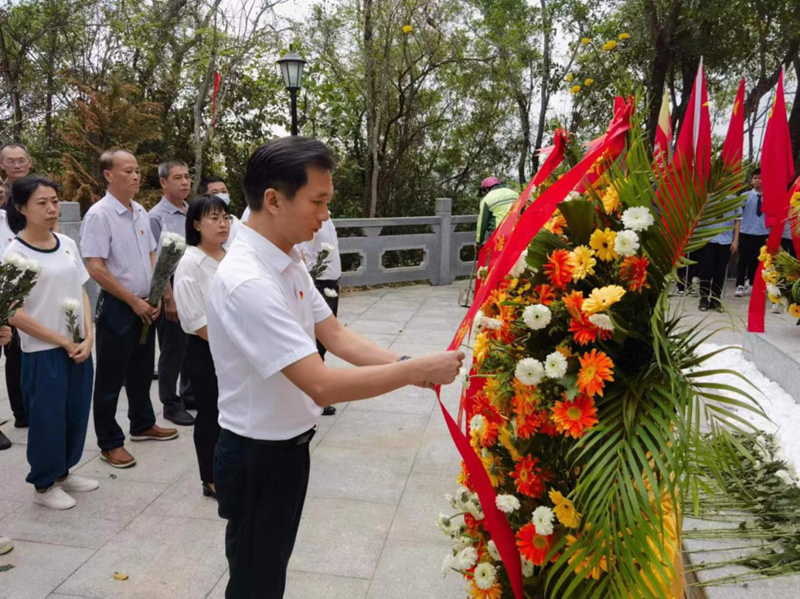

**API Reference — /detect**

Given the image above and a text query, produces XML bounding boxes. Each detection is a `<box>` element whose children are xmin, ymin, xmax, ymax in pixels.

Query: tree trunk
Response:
<box><xmin>516</xmin><ymin>92</ymin><xmax>531</xmax><ymax>184</ymax></box>
<box><xmin>789</xmin><ymin>54</ymin><xmax>800</xmax><ymax>174</ymax></box>
<box><xmin>44</xmin><ymin>27</ymin><xmax>58</xmax><ymax>144</ymax></box>
<box><xmin>644</xmin><ymin>0</ymin><xmax>683</xmax><ymax>148</ymax></box>
<box><xmin>363</xmin><ymin>0</ymin><xmax>379</xmax><ymax>217</ymax></box>
<box><xmin>531</xmin><ymin>0</ymin><xmax>550</xmax><ymax>174</ymax></box>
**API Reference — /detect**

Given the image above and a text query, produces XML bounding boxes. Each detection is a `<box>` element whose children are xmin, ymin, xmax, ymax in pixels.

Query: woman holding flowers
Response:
<box><xmin>173</xmin><ymin>194</ymin><xmax>231</xmax><ymax>498</ymax></box>
<box><xmin>5</xmin><ymin>176</ymin><xmax>97</xmax><ymax>510</ymax></box>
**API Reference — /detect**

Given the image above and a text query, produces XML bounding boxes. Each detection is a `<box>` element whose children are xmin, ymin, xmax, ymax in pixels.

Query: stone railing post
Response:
<box><xmin>59</xmin><ymin>201</ymin><xmax>100</xmax><ymax>313</ymax></box>
<box><xmin>435</xmin><ymin>197</ymin><xmax>453</xmax><ymax>286</ymax></box>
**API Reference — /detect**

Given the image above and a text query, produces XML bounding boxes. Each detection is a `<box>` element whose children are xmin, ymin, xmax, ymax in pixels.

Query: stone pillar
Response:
<box><xmin>59</xmin><ymin>201</ymin><xmax>100</xmax><ymax>314</ymax></box>
<box><xmin>435</xmin><ymin>198</ymin><xmax>453</xmax><ymax>286</ymax></box>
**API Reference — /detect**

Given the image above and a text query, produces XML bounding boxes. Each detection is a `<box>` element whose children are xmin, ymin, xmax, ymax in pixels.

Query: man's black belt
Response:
<box><xmin>227</xmin><ymin>427</ymin><xmax>316</xmax><ymax>447</ymax></box>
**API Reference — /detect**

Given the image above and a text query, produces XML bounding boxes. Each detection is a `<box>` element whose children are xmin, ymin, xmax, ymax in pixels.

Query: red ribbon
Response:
<box><xmin>436</xmin><ymin>98</ymin><xmax>634</xmax><ymax>599</ymax></box>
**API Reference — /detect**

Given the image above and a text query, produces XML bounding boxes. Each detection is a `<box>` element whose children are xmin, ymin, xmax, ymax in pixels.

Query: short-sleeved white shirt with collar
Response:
<box><xmin>173</xmin><ymin>245</ymin><xmax>221</xmax><ymax>335</ymax></box>
<box><xmin>206</xmin><ymin>224</ymin><xmax>333</xmax><ymax>441</ymax></box>
<box><xmin>0</xmin><ymin>210</ymin><xmax>15</xmax><ymax>254</ymax></box>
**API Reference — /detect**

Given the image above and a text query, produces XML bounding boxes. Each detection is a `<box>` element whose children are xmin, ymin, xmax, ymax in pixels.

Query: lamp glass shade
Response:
<box><xmin>277</xmin><ymin>52</ymin><xmax>306</xmax><ymax>89</ymax></box>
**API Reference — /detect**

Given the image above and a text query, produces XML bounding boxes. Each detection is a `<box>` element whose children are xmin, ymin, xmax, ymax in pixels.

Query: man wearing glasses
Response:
<box><xmin>0</xmin><ymin>143</ymin><xmax>31</xmax><ymax>434</ymax></box>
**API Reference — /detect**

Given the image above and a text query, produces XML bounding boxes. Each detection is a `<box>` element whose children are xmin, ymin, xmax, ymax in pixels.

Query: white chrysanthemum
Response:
<box><xmin>455</xmin><ymin>546</ymin><xmax>479</xmax><ymax>570</ymax></box>
<box><xmin>487</xmin><ymin>540</ymin><xmax>501</xmax><ymax>561</ymax></box>
<box><xmin>323</xmin><ymin>287</ymin><xmax>338</xmax><ymax>298</ymax></box>
<box><xmin>565</xmin><ymin>191</ymin><xmax>582</xmax><ymax>202</ymax></box>
<box><xmin>523</xmin><ymin>304</ymin><xmax>551</xmax><ymax>330</ymax></box>
<box><xmin>775</xmin><ymin>470</ymin><xmax>794</xmax><ymax>486</ymax></box>
<box><xmin>452</xmin><ymin>535</ymin><xmax>472</xmax><ymax>552</ymax></box>
<box><xmin>509</xmin><ymin>250</ymin><xmax>529</xmax><ymax>278</ymax></box>
<box><xmin>532</xmin><ymin>506</ymin><xmax>555</xmax><ymax>536</ymax></box>
<box><xmin>3</xmin><ymin>253</ymin><xmax>24</xmax><ymax>270</ymax></box>
<box><xmin>482</xmin><ymin>317</ymin><xmax>501</xmax><ymax>330</ymax></box>
<box><xmin>174</xmin><ymin>238</ymin><xmax>186</xmax><ymax>251</ymax></box>
<box><xmin>470</xmin><ymin>414</ymin><xmax>487</xmax><ymax>435</ymax></box>
<box><xmin>521</xmin><ymin>557</ymin><xmax>535</xmax><ymax>577</ymax></box>
<box><xmin>588</xmin><ymin>313</ymin><xmax>614</xmax><ymax>331</ymax></box>
<box><xmin>495</xmin><ymin>494</ymin><xmax>521</xmax><ymax>514</ymax></box>
<box><xmin>780</xmin><ymin>296</ymin><xmax>789</xmax><ymax>307</ymax></box>
<box><xmin>62</xmin><ymin>298</ymin><xmax>81</xmax><ymax>312</ymax></box>
<box><xmin>515</xmin><ymin>358</ymin><xmax>544</xmax><ymax>386</ymax></box>
<box><xmin>442</xmin><ymin>553</ymin><xmax>455</xmax><ymax>575</ymax></box>
<box><xmin>453</xmin><ymin>487</ymin><xmax>474</xmax><ymax>511</ymax></box>
<box><xmin>474</xmin><ymin>563</ymin><xmax>498</xmax><ymax>590</ymax></box>
<box><xmin>614</xmin><ymin>229</ymin><xmax>640</xmax><ymax>257</ymax></box>
<box><xmin>544</xmin><ymin>351</ymin><xmax>568</xmax><ymax>379</ymax></box>
<box><xmin>767</xmin><ymin>283</ymin><xmax>781</xmax><ymax>297</ymax></box>
<box><xmin>621</xmin><ymin>206</ymin><xmax>655</xmax><ymax>232</ymax></box>
<box><xmin>160</xmin><ymin>232</ymin><xmax>177</xmax><ymax>247</ymax></box>
<box><xmin>437</xmin><ymin>513</ymin><xmax>455</xmax><ymax>535</ymax></box>
<box><xmin>320</xmin><ymin>242</ymin><xmax>335</xmax><ymax>253</ymax></box>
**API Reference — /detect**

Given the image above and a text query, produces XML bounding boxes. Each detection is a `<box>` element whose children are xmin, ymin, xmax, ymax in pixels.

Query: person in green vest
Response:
<box><xmin>476</xmin><ymin>177</ymin><xmax>517</xmax><ymax>248</ymax></box>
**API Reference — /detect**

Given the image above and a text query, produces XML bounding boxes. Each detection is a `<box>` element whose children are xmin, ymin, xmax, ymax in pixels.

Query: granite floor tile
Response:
<box><xmin>319</xmin><ymin>410</ymin><xmax>428</xmax><ymax>454</ymax></box>
<box><xmin>0</xmin><ymin>540</ymin><xmax>95</xmax><ymax>599</ymax></box>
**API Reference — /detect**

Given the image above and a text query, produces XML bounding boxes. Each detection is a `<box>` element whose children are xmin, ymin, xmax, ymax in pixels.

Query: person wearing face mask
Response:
<box><xmin>198</xmin><ymin>176</ymin><xmax>242</xmax><ymax>248</ymax></box>
<box><xmin>149</xmin><ymin>160</ymin><xmax>196</xmax><ymax>427</ymax></box>
<box><xmin>173</xmin><ymin>194</ymin><xmax>232</xmax><ymax>499</ymax></box>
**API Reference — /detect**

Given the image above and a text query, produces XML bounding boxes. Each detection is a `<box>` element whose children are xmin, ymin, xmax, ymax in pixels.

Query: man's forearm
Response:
<box><xmin>328</xmin><ymin>325</ymin><xmax>402</xmax><ymax>366</ymax></box>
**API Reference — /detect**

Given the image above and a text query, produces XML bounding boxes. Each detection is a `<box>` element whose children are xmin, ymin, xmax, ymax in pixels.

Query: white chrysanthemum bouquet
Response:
<box><xmin>62</xmin><ymin>298</ymin><xmax>82</xmax><ymax>342</ymax></box>
<box><xmin>0</xmin><ymin>253</ymin><xmax>42</xmax><ymax>325</ymax></box>
<box><xmin>139</xmin><ymin>231</ymin><xmax>187</xmax><ymax>344</ymax></box>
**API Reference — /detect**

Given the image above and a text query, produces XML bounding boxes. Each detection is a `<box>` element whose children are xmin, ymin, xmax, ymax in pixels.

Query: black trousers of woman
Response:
<box><xmin>185</xmin><ymin>335</ymin><xmax>220</xmax><ymax>485</ymax></box>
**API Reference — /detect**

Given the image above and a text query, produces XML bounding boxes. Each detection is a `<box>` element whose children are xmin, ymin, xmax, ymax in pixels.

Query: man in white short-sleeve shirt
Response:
<box><xmin>80</xmin><ymin>149</ymin><xmax>179</xmax><ymax>469</ymax></box>
<box><xmin>206</xmin><ymin>137</ymin><xmax>464</xmax><ymax>599</ymax></box>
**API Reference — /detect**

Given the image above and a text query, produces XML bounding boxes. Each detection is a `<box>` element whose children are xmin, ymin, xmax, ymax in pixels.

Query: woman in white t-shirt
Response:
<box><xmin>173</xmin><ymin>194</ymin><xmax>231</xmax><ymax>499</ymax></box>
<box><xmin>5</xmin><ymin>176</ymin><xmax>98</xmax><ymax>511</ymax></box>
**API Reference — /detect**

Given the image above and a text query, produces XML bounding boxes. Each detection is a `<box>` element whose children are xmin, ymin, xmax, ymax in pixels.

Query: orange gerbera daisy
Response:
<box><xmin>620</xmin><ymin>255</ymin><xmax>650</xmax><ymax>293</ymax></box>
<box><xmin>569</xmin><ymin>314</ymin><xmax>613</xmax><ymax>346</ymax></box>
<box><xmin>535</xmin><ymin>284</ymin><xmax>556</xmax><ymax>306</ymax></box>
<box><xmin>577</xmin><ymin>349</ymin><xmax>615</xmax><ymax>397</ymax></box>
<box><xmin>552</xmin><ymin>395</ymin><xmax>599</xmax><ymax>438</ymax></box>
<box><xmin>544</xmin><ymin>211</ymin><xmax>567</xmax><ymax>235</ymax></box>
<box><xmin>516</xmin><ymin>522</ymin><xmax>554</xmax><ymax>565</ymax></box>
<box><xmin>562</xmin><ymin>290</ymin><xmax>585</xmax><ymax>319</ymax></box>
<box><xmin>517</xmin><ymin>413</ymin><xmax>541</xmax><ymax>439</ymax></box>
<box><xmin>545</xmin><ymin>249</ymin><xmax>574</xmax><ymax>289</ymax></box>
<box><xmin>511</xmin><ymin>454</ymin><xmax>546</xmax><ymax>498</ymax></box>
<box><xmin>512</xmin><ymin>380</ymin><xmax>537</xmax><ymax>418</ymax></box>
<box><xmin>469</xmin><ymin>580</ymin><xmax>503</xmax><ymax>599</ymax></box>
<box><xmin>537</xmin><ymin>409</ymin><xmax>560</xmax><ymax>437</ymax></box>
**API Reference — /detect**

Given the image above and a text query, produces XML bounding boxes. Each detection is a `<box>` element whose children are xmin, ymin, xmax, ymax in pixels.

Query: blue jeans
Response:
<box><xmin>22</xmin><ymin>347</ymin><xmax>93</xmax><ymax>490</ymax></box>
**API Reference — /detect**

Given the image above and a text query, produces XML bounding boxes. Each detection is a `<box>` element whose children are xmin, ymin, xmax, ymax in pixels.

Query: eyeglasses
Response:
<box><xmin>2</xmin><ymin>158</ymin><xmax>29</xmax><ymax>166</ymax></box>
<box><xmin>203</xmin><ymin>214</ymin><xmax>232</xmax><ymax>224</ymax></box>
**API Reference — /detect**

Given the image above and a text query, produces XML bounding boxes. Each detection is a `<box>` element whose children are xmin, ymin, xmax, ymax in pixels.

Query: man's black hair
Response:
<box><xmin>243</xmin><ymin>137</ymin><xmax>335</xmax><ymax>211</ymax></box>
<box><xmin>198</xmin><ymin>175</ymin><xmax>227</xmax><ymax>195</ymax></box>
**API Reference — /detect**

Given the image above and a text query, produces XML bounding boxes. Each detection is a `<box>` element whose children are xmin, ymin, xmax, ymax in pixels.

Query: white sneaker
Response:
<box><xmin>33</xmin><ymin>486</ymin><xmax>76</xmax><ymax>510</ymax></box>
<box><xmin>56</xmin><ymin>475</ymin><xmax>99</xmax><ymax>493</ymax></box>
<box><xmin>745</xmin><ymin>283</ymin><xmax>752</xmax><ymax>295</ymax></box>
<box><xmin>734</xmin><ymin>286</ymin><xmax>745</xmax><ymax>297</ymax></box>
<box><xmin>0</xmin><ymin>535</ymin><xmax>13</xmax><ymax>555</ymax></box>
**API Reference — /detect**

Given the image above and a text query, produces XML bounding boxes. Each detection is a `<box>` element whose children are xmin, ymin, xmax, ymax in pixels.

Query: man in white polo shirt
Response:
<box><xmin>206</xmin><ymin>137</ymin><xmax>463</xmax><ymax>599</ymax></box>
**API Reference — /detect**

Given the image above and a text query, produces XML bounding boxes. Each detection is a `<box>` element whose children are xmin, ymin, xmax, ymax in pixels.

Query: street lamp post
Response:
<box><xmin>276</xmin><ymin>51</ymin><xmax>306</xmax><ymax>136</ymax></box>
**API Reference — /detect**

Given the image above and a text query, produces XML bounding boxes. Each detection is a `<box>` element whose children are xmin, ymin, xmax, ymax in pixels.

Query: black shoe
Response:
<box><xmin>0</xmin><ymin>430</ymin><xmax>10</xmax><ymax>451</ymax></box>
<box><xmin>202</xmin><ymin>482</ymin><xmax>216</xmax><ymax>499</ymax></box>
<box><xmin>322</xmin><ymin>406</ymin><xmax>337</xmax><ymax>416</ymax></box>
<box><xmin>182</xmin><ymin>399</ymin><xmax>197</xmax><ymax>411</ymax></box>
<box><xmin>163</xmin><ymin>408</ymin><xmax>195</xmax><ymax>426</ymax></box>
<box><xmin>14</xmin><ymin>416</ymin><xmax>28</xmax><ymax>428</ymax></box>
<box><xmin>698</xmin><ymin>299</ymin><xmax>709</xmax><ymax>312</ymax></box>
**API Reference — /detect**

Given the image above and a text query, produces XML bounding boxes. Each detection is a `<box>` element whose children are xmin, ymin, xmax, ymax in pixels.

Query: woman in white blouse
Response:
<box><xmin>173</xmin><ymin>194</ymin><xmax>231</xmax><ymax>498</ymax></box>
<box><xmin>5</xmin><ymin>176</ymin><xmax>97</xmax><ymax>510</ymax></box>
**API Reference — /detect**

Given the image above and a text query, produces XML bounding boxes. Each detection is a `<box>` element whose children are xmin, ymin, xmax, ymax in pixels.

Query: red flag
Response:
<box><xmin>721</xmin><ymin>79</ymin><xmax>746</xmax><ymax>169</ymax></box>
<box><xmin>654</xmin><ymin>91</ymin><xmax>672</xmax><ymax>165</ymax></box>
<box><xmin>436</xmin><ymin>97</ymin><xmax>634</xmax><ymax>599</ymax></box>
<box><xmin>748</xmin><ymin>70</ymin><xmax>796</xmax><ymax>333</ymax></box>
<box><xmin>211</xmin><ymin>71</ymin><xmax>221</xmax><ymax>127</ymax></box>
<box><xmin>674</xmin><ymin>59</ymin><xmax>711</xmax><ymax>179</ymax></box>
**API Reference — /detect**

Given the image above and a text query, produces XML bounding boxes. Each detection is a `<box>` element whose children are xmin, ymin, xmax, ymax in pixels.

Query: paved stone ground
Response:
<box><xmin>0</xmin><ymin>283</ymin><xmax>470</xmax><ymax>599</ymax></box>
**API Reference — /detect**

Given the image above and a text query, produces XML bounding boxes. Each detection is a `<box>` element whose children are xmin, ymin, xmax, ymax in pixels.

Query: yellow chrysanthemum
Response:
<box><xmin>550</xmin><ymin>489</ymin><xmax>582</xmax><ymax>528</ymax></box>
<box><xmin>566</xmin><ymin>73</ymin><xmax>574</xmax><ymax>82</ymax></box>
<box><xmin>582</xmin><ymin>285</ymin><xmax>626</xmax><ymax>315</ymax></box>
<box><xmin>618</xmin><ymin>32</ymin><xmax>630</xmax><ymax>40</ymax></box>
<box><xmin>768</xmin><ymin>294</ymin><xmax>781</xmax><ymax>304</ymax></box>
<box><xmin>602</xmin><ymin>40</ymin><xmax>618</xmax><ymax>51</ymax></box>
<box><xmin>601</xmin><ymin>185</ymin><xmax>620</xmax><ymax>214</ymax></box>
<box><xmin>581</xmin><ymin>37</ymin><xmax>591</xmax><ymax>45</ymax></box>
<box><xmin>791</xmin><ymin>191</ymin><xmax>800</xmax><ymax>207</ymax></box>
<box><xmin>758</xmin><ymin>245</ymin><xmax>772</xmax><ymax>263</ymax></box>
<box><xmin>584</xmin><ymin>78</ymin><xmax>595</xmax><ymax>87</ymax></box>
<box><xmin>570</xmin><ymin>85</ymin><xmax>582</xmax><ymax>94</ymax></box>
<box><xmin>789</xmin><ymin>304</ymin><xmax>800</xmax><ymax>318</ymax></box>
<box><xmin>569</xmin><ymin>246</ymin><xmax>597</xmax><ymax>280</ymax></box>
<box><xmin>589</xmin><ymin>228</ymin><xmax>618</xmax><ymax>262</ymax></box>
<box><xmin>483</xmin><ymin>376</ymin><xmax>503</xmax><ymax>400</ymax></box>
<box><xmin>762</xmin><ymin>268</ymin><xmax>779</xmax><ymax>285</ymax></box>
<box><xmin>474</xmin><ymin>332</ymin><xmax>489</xmax><ymax>364</ymax></box>
<box><xmin>498</xmin><ymin>425</ymin><xmax>521</xmax><ymax>461</ymax></box>
<box><xmin>481</xmin><ymin>451</ymin><xmax>506</xmax><ymax>487</ymax></box>
<box><xmin>402</xmin><ymin>25</ymin><xmax>413</xmax><ymax>33</ymax></box>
